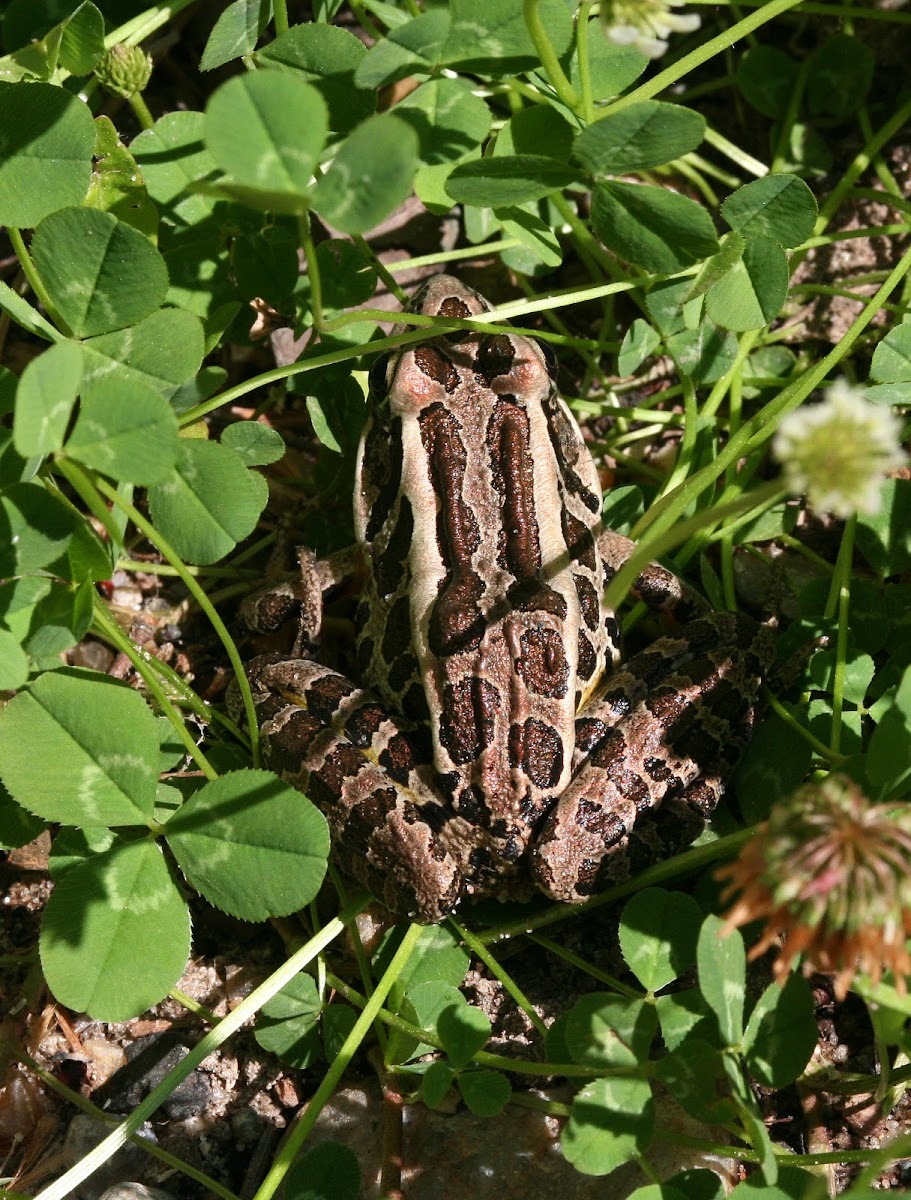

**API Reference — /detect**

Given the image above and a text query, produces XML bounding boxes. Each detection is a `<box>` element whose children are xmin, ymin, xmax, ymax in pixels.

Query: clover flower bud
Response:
<box><xmin>96</xmin><ymin>44</ymin><xmax>153</xmax><ymax>100</ymax></box>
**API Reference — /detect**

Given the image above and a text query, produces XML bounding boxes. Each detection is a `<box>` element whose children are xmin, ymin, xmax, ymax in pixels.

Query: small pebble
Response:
<box><xmin>98</xmin><ymin>1185</ymin><xmax>175</xmax><ymax>1200</ymax></box>
<box><xmin>62</xmin><ymin>1114</ymin><xmax>154</xmax><ymax>1200</ymax></box>
<box><xmin>82</xmin><ymin>1038</ymin><xmax>128</xmax><ymax>1086</ymax></box>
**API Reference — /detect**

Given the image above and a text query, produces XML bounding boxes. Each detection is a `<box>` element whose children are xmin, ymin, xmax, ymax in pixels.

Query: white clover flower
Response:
<box><xmin>773</xmin><ymin>379</ymin><xmax>907</xmax><ymax>518</ymax></box>
<box><xmin>601</xmin><ymin>0</ymin><xmax>701</xmax><ymax>59</ymax></box>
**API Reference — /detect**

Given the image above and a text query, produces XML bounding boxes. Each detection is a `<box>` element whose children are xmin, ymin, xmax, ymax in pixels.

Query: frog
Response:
<box><xmin>240</xmin><ymin>275</ymin><xmax>772</xmax><ymax>923</ymax></box>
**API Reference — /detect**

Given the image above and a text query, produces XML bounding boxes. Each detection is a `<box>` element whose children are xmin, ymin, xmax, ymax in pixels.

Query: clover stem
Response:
<box><xmin>128</xmin><ymin>90</ymin><xmax>154</xmax><ymax>130</ymax></box>
<box><xmin>91</xmin><ymin>472</ymin><xmax>262</xmax><ymax>769</ymax></box>
<box><xmin>7</xmin><ymin>225</ymin><xmax>67</xmax><ymax>333</ymax></box>
<box><xmin>523</xmin><ymin>0</ymin><xmax>584</xmax><ymax>117</ymax></box>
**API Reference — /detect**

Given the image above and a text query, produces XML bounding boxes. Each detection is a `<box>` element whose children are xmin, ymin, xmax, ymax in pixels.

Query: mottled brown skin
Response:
<box><xmin>241</xmin><ymin>277</ymin><xmax>772</xmax><ymax>923</ymax></box>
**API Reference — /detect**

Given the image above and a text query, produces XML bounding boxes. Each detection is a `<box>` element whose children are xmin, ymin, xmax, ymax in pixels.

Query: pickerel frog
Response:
<box><xmin>243</xmin><ymin>276</ymin><xmax>772</xmax><ymax>923</ymax></box>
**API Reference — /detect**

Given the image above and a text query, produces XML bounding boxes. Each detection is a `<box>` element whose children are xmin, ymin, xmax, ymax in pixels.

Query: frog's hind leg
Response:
<box><xmin>531</xmin><ymin>611</ymin><xmax>772</xmax><ymax>904</ymax></box>
<box><xmin>241</xmin><ymin>653</ymin><xmax>464</xmax><ymax>923</ymax></box>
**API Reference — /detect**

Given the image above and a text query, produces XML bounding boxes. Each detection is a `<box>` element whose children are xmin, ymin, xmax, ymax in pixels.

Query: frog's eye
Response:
<box><xmin>368</xmin><ymin>354</ymin><xmax>391</xmax><ymax>395</ymax></box>
<box><xmin>536</xmin><ymin>338</ymin><xmax>558</xmax><ymax>376</ymax></box>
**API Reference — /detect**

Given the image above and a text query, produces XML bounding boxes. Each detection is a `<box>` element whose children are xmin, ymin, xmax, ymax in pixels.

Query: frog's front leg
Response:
<box><xmin>598</xmin><ymin>528</ymin><xmax>710</xmax><ymax>624</ymax></box>
<box><xmin>531</xmin><ymin>612</ymin><xmax>773</xmax><ymax>903</ymax></box>
<box><xmin>242</xmin><ymin>545</ymin><xmax>363</xmax><ymax>656</ymax></box>
<box><xmin>244</xmin><ymin>653</ymin><xmax>465</xmax><ymax>922</ymax></box>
